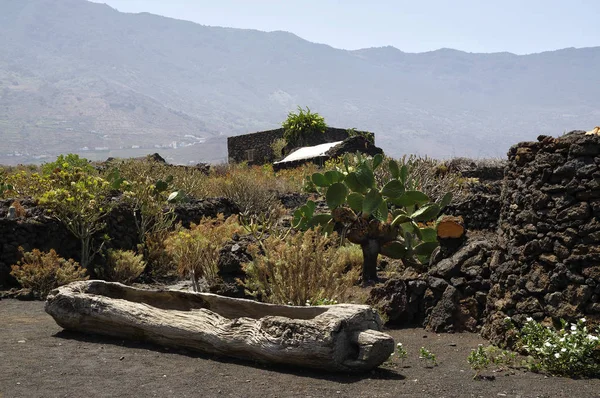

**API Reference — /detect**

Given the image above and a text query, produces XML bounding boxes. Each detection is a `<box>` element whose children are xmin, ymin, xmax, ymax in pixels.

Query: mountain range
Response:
<box><xmin>1</xmin><ymin>0</ymin><xmax>599</xmax><ymax>165</ymax></box>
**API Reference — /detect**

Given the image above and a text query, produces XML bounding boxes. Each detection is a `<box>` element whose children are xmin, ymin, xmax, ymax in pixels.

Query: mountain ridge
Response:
<box><xmin>0</xmin><ymin>0</ymin><xmax>598</xmax><ymax>164</ymax></box>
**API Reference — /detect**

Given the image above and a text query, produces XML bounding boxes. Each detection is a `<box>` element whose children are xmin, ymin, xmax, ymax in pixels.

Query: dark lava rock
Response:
<box><xmin>426</xmin><ymin>285</ymin><xmax>460</xmax><ymax>333</ymax></box>
<box><xmin>325</xmin><ymin>136</ymin><xmax>384</xmax><ymax>158</ymax></box>
<box><xmin>367</xmin><ymin>278</ymin><xmax>408</xmax><ymax>324</ymax></box>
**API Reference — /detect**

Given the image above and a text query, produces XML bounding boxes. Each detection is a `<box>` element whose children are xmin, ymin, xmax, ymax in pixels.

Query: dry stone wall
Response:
<box><xmin>482</xmin><ymin>131</ymin><xmax>600</xmax><ymax>344</ymax></box>
<box><xmin>0</xmin><ymin>197</ymin><xmax>239</xmax><ymax>288</ymax></box>
<box><xmin>227</xmin><ymin>127</ymin><xmax>373</xmax><ymax>165</ymax></box>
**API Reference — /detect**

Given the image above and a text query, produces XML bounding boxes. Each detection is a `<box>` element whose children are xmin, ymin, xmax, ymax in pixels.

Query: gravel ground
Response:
<box><xmin>1</xmin><ymin>299</ymin><xmax>599</xmax><ymax>398</ymax></box>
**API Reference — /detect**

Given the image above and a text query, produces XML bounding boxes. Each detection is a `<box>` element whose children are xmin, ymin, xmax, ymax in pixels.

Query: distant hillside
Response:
<box><xmin>1</xmin><ymin>0</ymin><xmax>599</xmax><ymax>164</ymax></box>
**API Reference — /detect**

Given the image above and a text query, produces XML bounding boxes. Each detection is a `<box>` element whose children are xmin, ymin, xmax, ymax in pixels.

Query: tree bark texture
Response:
<box><xmin>361</xmin><ymin>239</ymin><xmax>380</xmax><ymax>282</ymax></box>
<box><xmin>45</xmin><ymin>280</ymin><xmax>394</xmax><ymax>372</ymax></box>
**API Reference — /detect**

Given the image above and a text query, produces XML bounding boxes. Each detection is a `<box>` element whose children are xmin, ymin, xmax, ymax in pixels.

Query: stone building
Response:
<box><xmin>226</xmin><ymin>127</ymin><xmax>374</xmax><ymax>165</ymax></box>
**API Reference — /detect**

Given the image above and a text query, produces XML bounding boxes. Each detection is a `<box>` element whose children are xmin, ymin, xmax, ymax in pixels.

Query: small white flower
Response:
<box><xmin>526</xmin><ymin>317</ymin><xmax>533</xmax><ymax>322</ymax></box>
<box><xmin>554</xmin><ymin>353</ymin><xmax>560</xmax><ymax>358</ymax></box>
<box><xmin>561</xmin><ymin>348</ymin><xmax>567</xmax><ymax>352</ymax></box>
<box><xmin>571</xmin><ymin>325</ymin><xmax>577</xmax><ymax>331</ymax></box>
<box><xmin>581</xmin><ymin>318</ymin><xmax>586</xmax><ymax>323</ymax></box>
<box><xmin>587</xmin><ymin>335</ymin><xmax>598</xmax><ymax>341</ymax></box>
<box><xmin>544</xmin><ymin>342</ymin><xmax>552</xmax><ymax>347</ymax></box>
<box><xmin>559</xmin><ymin>337</ymin><xmax>566</xmax><ymax>342</ymax></box>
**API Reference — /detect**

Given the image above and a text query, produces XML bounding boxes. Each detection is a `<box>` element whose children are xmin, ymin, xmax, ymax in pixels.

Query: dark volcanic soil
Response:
<box><xmin>1</xmin><ymin>299</ymin><xmax>599</xmax><ymax>398</ymax></box>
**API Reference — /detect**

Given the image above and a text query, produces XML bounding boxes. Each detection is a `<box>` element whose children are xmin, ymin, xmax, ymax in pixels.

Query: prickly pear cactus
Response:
<box><xmin>294</xmin><ymin>153</ymin><xmax>451</xmax><ymax>282</ymax></box>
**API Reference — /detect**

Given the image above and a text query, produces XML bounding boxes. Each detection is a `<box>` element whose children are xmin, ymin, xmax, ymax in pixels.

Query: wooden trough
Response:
<box><xmin>45</xmin><ymin>280</ymin><xmax>395</xmax><ymax>372</ymax></box>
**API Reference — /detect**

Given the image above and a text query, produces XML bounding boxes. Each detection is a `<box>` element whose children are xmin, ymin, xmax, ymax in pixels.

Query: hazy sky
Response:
<box><xmin>89</xmin><ymin>0</ymin><xmax>599</xmax><ymax>54</ymax></box>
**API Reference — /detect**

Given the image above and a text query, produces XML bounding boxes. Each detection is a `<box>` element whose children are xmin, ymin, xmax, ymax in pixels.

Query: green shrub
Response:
<box><xmin>0</xmin><ymin>170</ymin><xmax>14</xmax><ymax>198</ymax></box>
<box><xmin>115</xmin><ymin>171</ymin><xmax>177</xmax><ymax>261</ymax></box>
<box><xmin>270</xmin><ymin>137</ymin><xmax>288</xmax><ymax>161</ymax></box>
<box><xmin>242</xmin><ymin>229</ymin><xmax>359</xmax><ymax>306</ymax></box>
<box><xmin>164</xmin><ymin>215</ymin><xmax>243</xmax><ymax>291</ymax></box>
<box><xmin>282</xmin><ymin>106</ymin><xmax>327</xmax><ymax>148</ymax></box>
<box><xmin>38</xmin><ymin>171</ymin><xmax>114</xmax><ymax>270</ymax></box>
<box><xmin>467</xmin><ymin>344</ymin><xmax>517</xmax><ymax>379</ymax></box>
<box><xmin>42</xmin><ymin>154</ymin><xmax>96</xmax><ymax>176</ymax></box>
<box><xmin>105</xmin><ymin>249</ymin><xmax>146</xmax><ymax>284</ymax></box>
<box><xmin>10</xmin><ymin>247</ymin><xmax>88</xmax><ymax>298</ymax></box>
<box><xmin>4</xmin><ymin>170</ymin><xmax>52</xmax><ymax>199</ymax></box>
<box><xmin>517</xmin><ymin>317</ymin><xmax>600</xmax><ymax>377</ymax></box>
<box><xmin>419</xmin><ymin>347</ymin><xmax>438</xmax><ymax>367</ymax></box>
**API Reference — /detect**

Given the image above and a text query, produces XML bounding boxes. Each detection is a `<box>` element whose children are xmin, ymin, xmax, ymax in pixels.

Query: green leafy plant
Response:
<box><xmin>104</xmin><ymin>249</ymin><xmax>146</xmax><ymax>284</ymax></box>
<box><xmin>419</xmin><ymin>347</ymin><xmax>438</xmax><ymax>367</ymax></box>
<box><xmin>10</xmin><ymin>247</ymin><xmax>88</xmax><ymax>298</ymax></box>
<box><xmin>395</xmin><ymin>342</ymin><xmax>408</xmax><ymax>365</ymax></box>
<box><xmin>238</xmin><ymin>204</ymin><xmax>292</xmax><ymax>243</ymax></box>
<box><xmin>164</xmin><ymin>215</ymin><xmax>243</xmax><ymax>291</ymax></box>
<box><xmin>38</xmin><ymin>168</ymin><xmax>114</xmax><ymax>270</ymax></box>
<box><xmin>4</xmin><ymin>170</ymin><xmax>52</xmax><ymax>199</ymax></box>
<box><xmin>42</xmin><ymin>153</ymin><xmax>95</xmax><ymax>176</ymax></box>
<box><xmin>517</xmin><ymin>317</ymin><xmax>600</xmax><ymax>377</ymax></box>
<box><xmin>113</xmin><ymin>169</ymin><xmax>177</xmax><ymax>261</ymax></box>
<box><xmin>282</xmin><ymin>106</ymin><xmax>327</xmax><ymax>148</ymax></box>
<box><xmin>306</xmin><ymin>298</ymin><xmax>338</xmax><ymax>306</ymax></box>
<box><xmin>0</xmin><ymin>179</ymin><xmax>14</xmax><ymax>198</ymax></box>
<box><xmin>467</xmin><ymin>345</ymin><xmax>491</xmax><ymax>379</ymax></box>
<box><xmin>467</xmin><ymin>344</ymin><xmax>517</xmax><ymax>379</ymax></box>
<box><xmin>270</xmin><ymin>137</ymin><xmax>288</xmax><ymax>161</ymax></box>
<box><xmin>242</xmin><ymin>229</ymin><xmax>359</xmax><ymax>306</ymax></box>
<box><xmin>294</xmin><ymin>153</ymin><xmax>452</xmax><ymax>283</ymax></box>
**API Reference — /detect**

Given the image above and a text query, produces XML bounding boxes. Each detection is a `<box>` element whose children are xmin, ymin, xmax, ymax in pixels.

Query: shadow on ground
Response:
<box><xmin>53</xmin><ymin>330</ymin><xmax>406</xmax><ymax>383</ymax></box>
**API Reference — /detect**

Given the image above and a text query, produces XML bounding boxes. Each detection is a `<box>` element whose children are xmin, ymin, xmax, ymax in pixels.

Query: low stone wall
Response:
<box><xmin>0</xmin><ymin>198</ymin><xmax>239</xmax><ymax>288</ymax></box>
<box><xmin>482</xmin><ymin>131</ymin><xmax>600</xmax><ymax>345</ymax></box>
<box><xmin>227</xmin><ymin>127</ymin><xmax>373</xmax><ymax>165</ymax></box>
<box><xmin>368</xmin><ymin>235</ymin><xmax>497</xmax><ymax>332</ymax></box>
<box><xmin>273</xmin><ymin>136</ymin><xmax>383</xmax><ymax>171</ymax></box>
<box><xmin>368</xmin><ymin>132</ymin><xmax>600</xmax><ymax>338</ymax></box>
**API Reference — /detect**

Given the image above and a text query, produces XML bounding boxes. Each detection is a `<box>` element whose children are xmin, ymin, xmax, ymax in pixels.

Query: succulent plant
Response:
<box><xmin>293</xmin><ymin>153</ymin><xmax>451</xmax><ymax>283</ymax></box>
<box><xmin>0</xmin><ymin>181</ymin><xmax>14</xmax><ymax>199</ymax></box>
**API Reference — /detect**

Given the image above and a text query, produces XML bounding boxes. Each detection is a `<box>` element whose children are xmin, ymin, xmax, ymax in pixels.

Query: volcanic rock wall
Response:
<box><xmin>482</xmin><ymin>131</ymin><xmax>600</xmax><ymax>344</ymax></box>
<box><xmin>0</xmin><ymin>198</ymin><xmax>239</xmax><ymax>287</ymax></box>
<box><xmin>227</xmin><ymin>127</ymin><xmax>374</xmax><ymax>165</ymax></box>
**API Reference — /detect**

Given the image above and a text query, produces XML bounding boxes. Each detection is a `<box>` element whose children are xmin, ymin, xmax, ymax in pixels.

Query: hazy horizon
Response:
<box><xmin>88</xmin><ymin>0</ymin><xmax>599</xmax><ymax>54</ymax></box>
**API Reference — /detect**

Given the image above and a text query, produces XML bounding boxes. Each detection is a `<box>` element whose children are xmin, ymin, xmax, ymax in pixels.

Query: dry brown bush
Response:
<box><xmin>10</xmin><ymin>200</ymin><xmax>26</xmax><ymax>217</ymax></box>
<box><xmin>242</xmin><ymin>229</ymin><xmax>360</xmax><ymax>306</ymax></box>
<box><xmin>105</xmin><ymin>249</ymin><xmax>146</xmax><ymax>284</ymax></box>
<box><xmin>144</xmin><ymin>229</ymin><xmax>177</xmax><ymax>279</ymax></box>
<box><xmin>10</xmin><ymin>247</ymin><xmax>88</xmax><ymax>298</ymax></box>
<box><xmin>164</xmin><ymin>215</ymin><xmax>243</xmax><ymax>291</ymax></box>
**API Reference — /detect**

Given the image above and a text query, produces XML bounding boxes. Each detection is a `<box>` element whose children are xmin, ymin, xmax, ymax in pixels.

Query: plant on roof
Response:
<box><xmin>282</xmin><ymin>106</ymin><xmax>327</xmax><ymax>149</ymax></box>
<box><xmin>293</xmin><ymin>153</ymin><xmax>451</xmax><ymax>283</ymax></box>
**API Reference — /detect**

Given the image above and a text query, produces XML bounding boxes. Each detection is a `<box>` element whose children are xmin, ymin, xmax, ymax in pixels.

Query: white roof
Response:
<box><xmin>274</xmin><ymin>141</ymin><xmax>343</xmax><ymax>164</ymax></box>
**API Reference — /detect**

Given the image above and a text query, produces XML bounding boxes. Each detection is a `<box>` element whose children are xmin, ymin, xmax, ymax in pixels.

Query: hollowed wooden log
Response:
<box><xmin>45</xmin><ymin>280</ymin><xmax>394</xmax><ymax>372</ymax></box>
